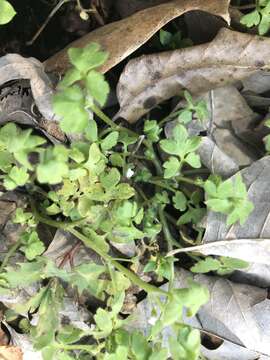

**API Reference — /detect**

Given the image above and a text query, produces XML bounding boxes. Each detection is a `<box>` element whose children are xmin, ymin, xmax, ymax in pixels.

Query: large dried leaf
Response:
<box><xmin>165</xmin><ymin>85</ymin><xmax>259</xmax><ymax>177</ymax></box>
<box><xmin>127</xmin><ymin>269</ymin><xmax>270</xmax><ymax>357</ymax></box>
<box><xmin>170</xmin><ymin>156</ymin><xmax>270</xmax><ymax>286</ymax></box>
<box><xmin>44</xmin><ymin>0</ymin><xmax>230</xmax><ymax>75</ymax></box>
<box><xmin>116</xmin><ymin>28</ymin><xmax>270</xmax><ymax>123</ymax></box>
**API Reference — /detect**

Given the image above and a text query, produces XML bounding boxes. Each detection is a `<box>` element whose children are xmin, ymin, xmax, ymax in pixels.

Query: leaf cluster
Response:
<box><xmin>241</xmin><ymin>0</ymin><xmax>270</xmax><ymax>35</ymax></box>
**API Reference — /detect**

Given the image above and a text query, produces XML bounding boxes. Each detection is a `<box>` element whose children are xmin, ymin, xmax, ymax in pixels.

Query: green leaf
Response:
<box><xmin>53</xmin><ymin>85</ymin><xmax>89</xmax><ymax>133</ymax></box>
<box><xmin>173</xmin><ymin>191</ymin><xmax>187</xmax><ymax>211</ymax></box>
<box><xmin>220</xmin><ymin>256</ymin><xmax>249</xmax><ymax>270</ymax></box>
<box><xmin>71</xmin><ymin>262</ymin><xmax>106</xmax><ymax>297</ymax></box>
<box><xmin>33</xmin><ymin>283</ymin><xmax>64</xmax><ymax>349</ymax></box>
<box><xmin>20</xmin><ymin>231</ymin><xmax>45</xmax><ymax>261</ymax></box>
<box><xmin>68</xmin><ymin>43</ymin><xmax>108</xmax><ymax>74</ymax></box>
<box><xmin>169</xmin><ymin>336</ymin><xmax>187</xmax><ymax>360</ymax></box>
<box><xmin>37</xmin><ymin>147</ymin><xmax>69</xmax><ymax>185</ymax></box>
<box><xmin>57</xmin><ymin>325</ymin><xmax>84</xmax><ymax>345</ymax></box>
<box><xmin>191</xmin><ymin>257</ymin><xmax>221</xmax><ymax>273</ymax></box>
<box><xmin>149</xmin><ymin>349</ymin><xmax>168</xmax><ymax>360</ymax></box>
<box><xmin>100</xmin><ymin>168</ymin><xmax>121</xmax><ymax>190</ymax></box>
<box><xmin>144</xmin><ymin>120</ymin><xmax>161</xmax><ymax>142</ymax></box>
<box><xmin>86</xmin><ymin>70</ymin><xmax>110</xmax><ymax>106</ymax></box>
<box><xmin>163</xmin><ymin>156</ymin><xmax>180</xmax><ymax>178</ymax></box>
<box><xmin>111</xmin><ymin>225</ymin><xmax>144</xmax><ymax>243</ymax></box>
<box><xmin>0</xmin><ymin>0</ymin><xmax>16</xmax><ymax>25</ymax></box>
<box><xmin>13</xmin><ymin>208</ymin><xmax>33</xmax><ymax>225</ymax></box>
<box><xmin>178</xmin><ymin>207</ymin><xmax>205</xmax><ymax>225</ymax></box>
<box><xmin>204</xmin><ymin>179</ymin><xmax>217</xmax><ymax>197</ymax></box>
<box><xmin>240</xmin><ymin>9</ymin><xmax>261</xmax><ymax>28</ymax></box>
<box><xmin>185</xmin><ymin>152</ymin><xmax>201</xmax><ymax>168</ymax></box>
<box><xmin>3</xmin><ymin>259</ymin><xmax>45</xmax><ymax>287</ymax></box>
<box><xmin>131</xmin><ymin>331</ymin><xmax>152</xmax><ymax>360</ymax></box>
<box><xmin>101</xmin><ymin>131</ymin><xmax>119</xmax><ymax>151</ymax></box>
<box><xmin>178</xmin><ymin>109</ymin><xmax>192</xmax><ymax>124</ymax></box>
<box><xmin>217</xmin><ymin>178</ymin><xmax>234</xmax><ymax>199</ymax></box>
<box><xmin>159</xmin><ymin>29</ymin><xmax>172</xmax><ymax>46</ymax></box>
<box><xmin>59</xmin><ymin>68</ymin><xmax>82</xmax><ymax>88</ymax></box>
<box><xmin>85</xmin><ymin>119</ymin><xmax>98</xmax><ymax>142</ymax></box>
<box><xmin>174</xmin><ymin>279</ymin><xmax>209</xmax><ymax>317</ymax></box>
<box><xmin>4</xmin><ymin>166</ymin><xmax>29</xmax><ymax>190</ymax></box>
<box><xmin>94</xmin><ymin>308</ymin><xmax>113</xmax><ymax>334</ymax></box>
<box><xmin>160</xmin><ymin>138</ymin><xmax>179</xmax><ymax>156</ymax></box>
<box><xmin>110</xmin><ymin>153</ymin><xmax>124</xmax><ymax>167</ymax></box>
<box><xmin>206</xmin><ymin>198</ymin><xmax>232</xmax><ymax>213</ymax></box>
<box><xmin>258</xmin><ymin>13</ymin><xmax>270</xmax><ymax>34</ymax></box>
<box><xmin>0</xmin><ymin>150</ymin><xmax>12</xmax><ymax>171</ymax></box>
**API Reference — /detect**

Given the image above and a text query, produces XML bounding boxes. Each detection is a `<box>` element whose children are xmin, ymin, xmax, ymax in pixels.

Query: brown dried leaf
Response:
<box><xmin>117</xmin><ymin>28</ymin><xmax>270</xmax><ymax>123</ymax></box>
<box><xmin>44</xmin><ymin>0</ymin><xmax>230</xmax><ymax>75</ymax></box>
<box><xmin>0</xmin><ymin>346</ymin><xmax>23</xmax><ymax>360</ymax></box>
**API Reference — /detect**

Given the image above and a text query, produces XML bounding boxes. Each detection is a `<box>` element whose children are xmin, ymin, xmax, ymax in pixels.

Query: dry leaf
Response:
<box><xmin>4</xmin><ymin>322</ymin><xmax>42</xmax><ymax>360</ymax></box>
<box><xmin>44</xmin><ymin>0</ymin><xmax>230</xmax><ymax>75</ymax></box>
<box><xmin>165</xmin><ymin>85</ymin><xmax>259</xmax><ymax>177</ymax></box>
<box><xmin>127</xmin><ymin>268</ymin><xmax>270</xmax><ymax>357</ymax></box>
<box><xmin>116</xmin><ymin>28</ymin><xmax>270</xmax><ymax>123</ymax></box>
<box><xmin>0</xmin><ymin>54</ymin><xmax>55</xmax><ymax>122</ymax></box>
<box><xmin>168</xmin><ymin>239</ymin><xmax>270</xmax><ymax>264</ymax></box>
<box><xmin>169</xmin><ymin>156</ymin><xmax>270</xmax><ymax>286</ymax></box>
<box><xmin>0</xmin><ymin>346</ymin><xmax>23</xmax><ymax>360</ymax></box>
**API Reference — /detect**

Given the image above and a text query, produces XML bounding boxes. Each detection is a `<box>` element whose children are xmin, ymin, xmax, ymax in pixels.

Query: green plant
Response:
<box><xmin>159</xmin><ymin>29</ymin><xmax>192</xmax><ymax>50</ymax></box>
<box><xmin>240</xmin><ymin>0</ymin><xmax>270</xmax><ymax>35</ymax></box>
<box><xmin>0</xmin><ymin>0</ymin><xmax>16</xmax><ymax>25</ymax></box>
<box><xmin>0</xmin><ymin>43</ymin><xmax>253</xmax><ymax>359</ymax></box>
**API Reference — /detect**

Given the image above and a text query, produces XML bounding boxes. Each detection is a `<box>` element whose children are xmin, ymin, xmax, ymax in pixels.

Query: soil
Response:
<box><xmin>0</xmin><ymin>0</ymin><xmax>113</xmax><ymax>61</ymax></box>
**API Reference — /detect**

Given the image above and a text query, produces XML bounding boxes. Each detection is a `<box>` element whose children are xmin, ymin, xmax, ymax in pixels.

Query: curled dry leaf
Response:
<box><xmin>44</xmin><ymin>0</ymin><xmax>230</xmax><ymax>75</ymax></box>
<box><xmin>0</xmin><ymin>54</ymin><xmax>55</xmax><ymax>122</ymax></box>
<box><xmin>117</xmin><ymin>28</ymin><xmax>270</xmax><ymax>123</ymax></box>
<box><xmin>127</xmin><ymin>269</ymin><xmax>270</xmax><ymax>358</ymax></box>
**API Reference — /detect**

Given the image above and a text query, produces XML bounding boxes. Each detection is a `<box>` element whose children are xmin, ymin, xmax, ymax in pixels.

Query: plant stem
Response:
<box><xmin>69</xmin><ymin>228</ymin><xmax>168</xmax><ymax>296</ymax></box>
<box><xmin>27</xmin><ymin>0</ymin><xmax>70</xmax><ymax>45</ymax></box>
<box><xmin>55</xmin><ymin>343</ymin><xmax>96</xmax><ymax>352</ymax></box>
<box><xmin>91</xmin><ymin>105</ymin><xmax>163</xmax><ymax>174</ymax></box>
<box><xmin>158</xmin><ymin>206</ymin><xmax>180</xmax><ymax>250</ymax></box>
<box><xmin>31</xmin><ymin>203</ymin><xmax>169</xmax><ymax>297</ymax></box>
<box><xmin>147</xmin><ymin>179</ymin><xmax>177</xmax><ymax>193</ymax></box>
<box><xmin>0</xmin><ymin>239</ymin><xmax>22</xmax><ymax>272</ymax></box>
<box><xmin>176</xmin><ymin>176</ymin><xmax>204</xmax><ymax>188</ymax></box>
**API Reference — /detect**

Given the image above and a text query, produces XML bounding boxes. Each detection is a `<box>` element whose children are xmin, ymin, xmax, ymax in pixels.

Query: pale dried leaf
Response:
<box><xmin>117</xmin><ymin>28</ymin><xmax>270</xmax><ymax>123</ymax></box>
<box><xmin>0</xmin><ymin>346</ymin><xmax>23</xmax><ymax>360</ymax></box>
<box><xmin>168</xmin><ymin>239</ymin><xmax>270</xmax><ymax>264</ymax></box>
<box><xmin>0</xmin><ymin>54</ymin><xmax>55</xmax><ymax>122</ymax></box>
<box><xmin>44</xmin><ymin>0</ymin><xmax>230</xmax><ymax>75</ymax></box>
<box><xmin>4</xmin><ymin>322</ymin><xmax>42</xmax><ymax>360</ymax></box>
<box><xmin>166</xmin><ymin>85</ymin><xmax>259</xmax><ymax>177</ymax></box>
<box><xmin>127</xmin><ymin>269</ymin><xmax>270</xmax><ymax>357</ymax></box>
<box><xmin>170</xmin><ymin>156</ymin><xmax>270</xmax><ymax>286</ymax></box>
